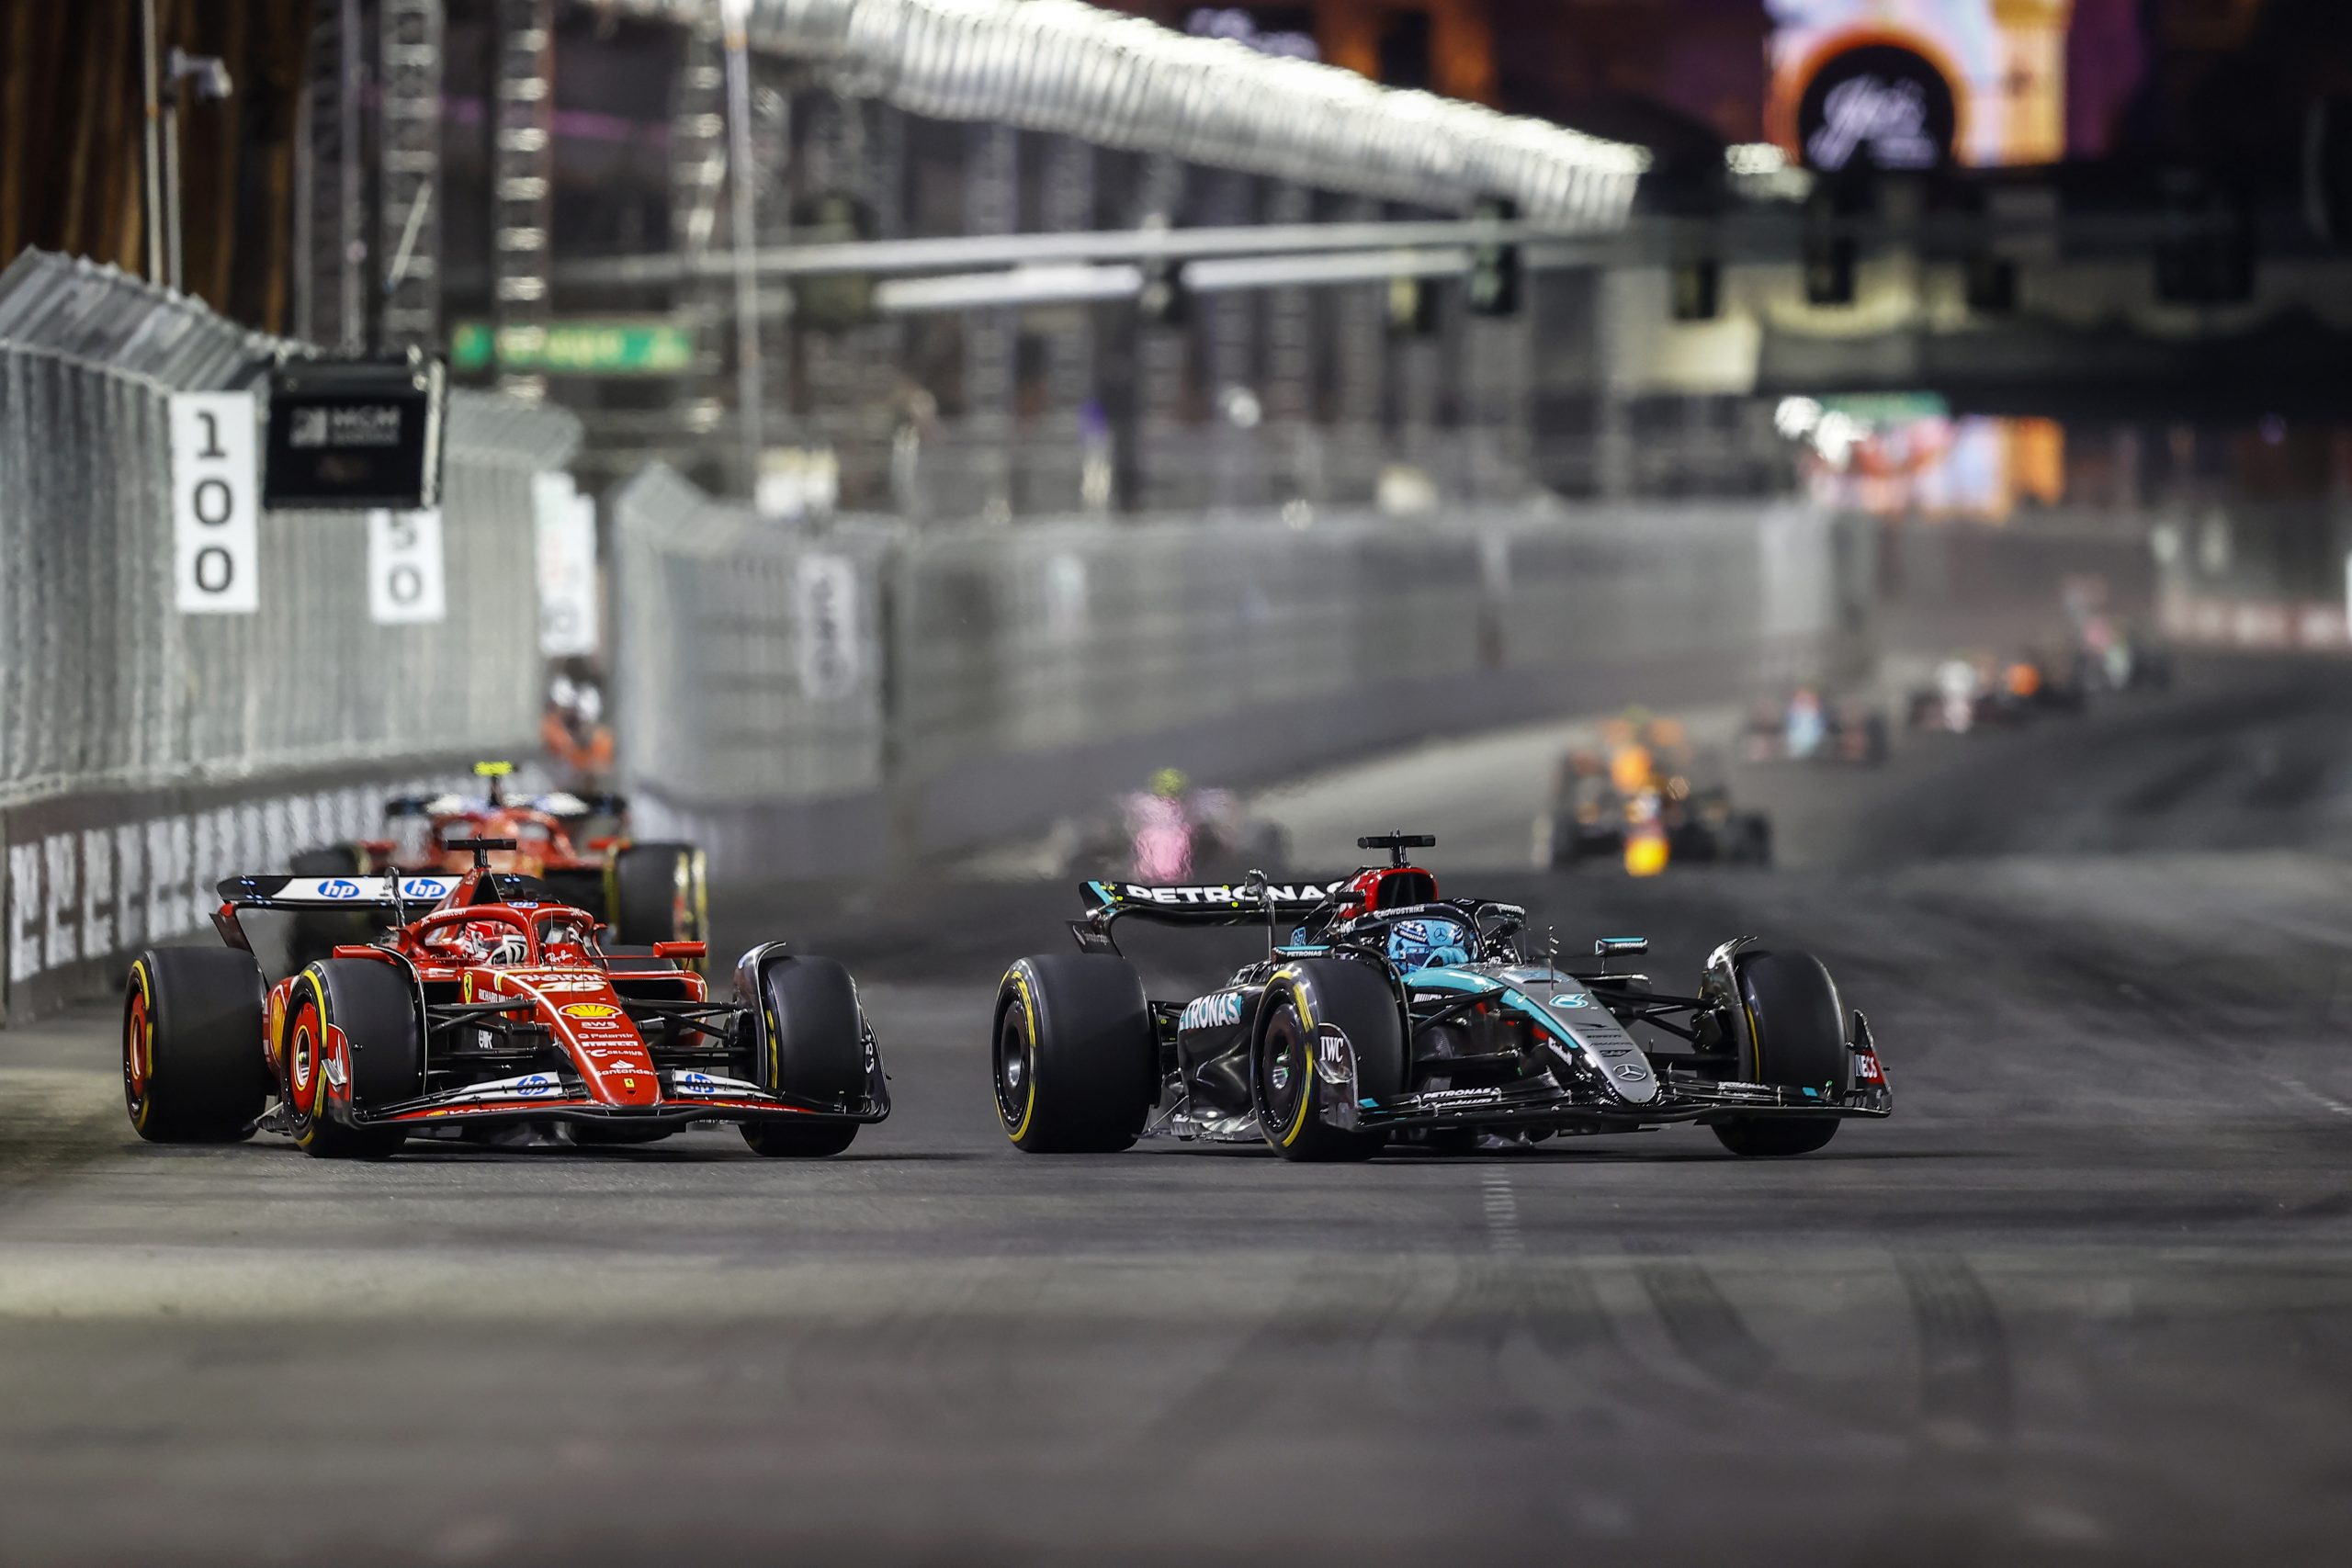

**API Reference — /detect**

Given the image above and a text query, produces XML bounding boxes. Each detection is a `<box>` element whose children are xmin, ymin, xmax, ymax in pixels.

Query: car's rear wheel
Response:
<box><xmin>1255</xmin><ymin>958</ymin><xmax>1404</xmax><ymax>1163</ymax></box>
<box><xmin>992</xmin><ymin>955</ymin><xmax>1154</xmax><ymax>1153</ymax></box>
<box><xmin>1712</xmin><ymin>949</ymin><xmax>1849</xmax><ymax>1158</ymax></box>
<box><xmin>285</xmin><ymin>959</ymin><xmax>424</xmax><ymax>1160</ymax></box>
<box><xmin>123</xmin><ymin>949</ymin><xmax>267</xmax><ymax>1143</ymax></box>
<box><xmin>609</xmin><ymin>843</ymin><xmax>706</xmax><ymax>948</ymax></box>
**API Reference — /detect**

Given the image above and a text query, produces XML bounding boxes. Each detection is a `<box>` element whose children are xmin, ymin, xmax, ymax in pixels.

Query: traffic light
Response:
<box><xmin>2307</xmin><ymin>94</ymin><xmax>2352</xmax><ymax>245</ymax></box>
<box><xmin>1963</xmin><ymin>253</ymin><xmax>2017</xmax><ymax>313</ymax></box>
<box><xmin>1139</xmin><ymin>254</ymin><xmax>1190</xmax><ymax>326</ymax></box>
<box><xmin>2154</xmin><ymin>184</ymin><xmax>2253</xmax><ymax>306</ymax></box>
<box><xmin>1466</xmin><ymin>197</ymin><xmax>1521</xmax><ymax>318</ymax></box>
<box><xmin>1386</xmin><ymin>275</ymin><xmax>1439</xmax><ymax>336</ymax></box>
<box><xmin>790</xmin><ymin>190</ymin><xmax>876</xmax><ymax>330</ymax></box>
<box><xmin>1803</xmin><ymin>184</ymin><xmax>1859</xmax><ymax>307</ymax></box>
<box><xmin>1671</xmin><ymin>257</ymin><xmax>1720</xmax><ymax>321</ymax></box>
<box><xmin>1804</xmin><ymin>236</ymin><xmax>1857</xmax><ymax>306</ymax></box>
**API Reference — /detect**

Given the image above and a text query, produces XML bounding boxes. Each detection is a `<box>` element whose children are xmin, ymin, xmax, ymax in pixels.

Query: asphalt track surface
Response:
<box><xmin>9</xmin><ymin>658</ymin><xmax>2352</xmax><ymax>1565</ymax></box>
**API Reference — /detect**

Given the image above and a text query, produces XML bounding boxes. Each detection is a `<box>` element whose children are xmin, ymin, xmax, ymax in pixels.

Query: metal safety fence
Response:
<box><xmin>0</xmin><ymin>251</ymin><xmax>581</xmax><ymax>1021</ymax></box>
<box><xmin>612</xmin><ymin>464</ymin><xmax>1871</xmax><ymax>871</ymax></box>
<box><xmin>0</xmin><ymin>251</ymin><xmax>577</xmax><ymax>803</ymax></box>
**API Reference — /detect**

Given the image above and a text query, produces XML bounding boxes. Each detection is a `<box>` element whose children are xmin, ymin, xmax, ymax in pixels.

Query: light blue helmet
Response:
<box><xmin>1386</xmin><ymin>917</ymin><xmax>1470</xmax><ymax>973</ymax></box>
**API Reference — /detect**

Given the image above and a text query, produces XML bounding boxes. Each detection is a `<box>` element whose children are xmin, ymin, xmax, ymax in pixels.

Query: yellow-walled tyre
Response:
<box><xmin>1254</xmin><ymin>958</ymin><xmax>1404</xmax><ymax>1163</ymax></box>
<box><xmin>992</xmin><ymin>955</ymin><xmax>1153</xmax><ymax>1153</ymax></box>
<box><xmin>283</xmin><ymin>959</ymin><xmax>422</xmax><ymax>1161</ymax></box>
<box><xmin>123</xmin><ymin>949</ymin><xmax>267</xmax><ymax>1143</ymax></box>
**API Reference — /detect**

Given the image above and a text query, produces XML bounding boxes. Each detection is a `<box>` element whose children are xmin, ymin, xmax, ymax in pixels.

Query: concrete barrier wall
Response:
<box><xmin>613</xmin><ymin>470</ymin><xmax>1875</xmax><ymax>874</ymax></box>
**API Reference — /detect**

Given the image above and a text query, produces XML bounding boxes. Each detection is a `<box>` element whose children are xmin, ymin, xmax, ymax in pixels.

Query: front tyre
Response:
<box><xmin>741</xmin><ymin>954</ymin><xmax>870</xmax><ymax>1102</ymax></box>
<box><xmin>1711</xmin><ymin>948</ymin><xmax>1849</xmax><ymax>1158</ymax></box>
<box><xmin>1255</xmin><ymin>957</ymin><xmax>1405</xmax><ymax>1162</ymax></box>
<box><xmin>742</xmin><ymin>1120</ymin><xmax>859</xmax><ymax>1157</ymax></box>
<box><xmin>1713</xmin><ymin>1119</ymin><xmax>1839</xmax><ymax>1156</ymax></box>
<box><xmin>124</xmin><ymin>949</ymin><xmax>267</xmax><ymax>1143</ymax></box>
<box><xmin>993</xmin><ymin>955</ymin><xmax>1154</xmax><ymax>1153</ymax></box>
<box><xmin>285</xmin><ymin>959</ymin><xmax>424</xmax><ymax>1160</ymax></box>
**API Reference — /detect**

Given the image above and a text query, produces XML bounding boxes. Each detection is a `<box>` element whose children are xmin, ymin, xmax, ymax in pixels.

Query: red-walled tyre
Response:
<box><xmin>123</xmin><ymin>949</ymin><xmax>267</xmax><ymax>1143</ymax></box>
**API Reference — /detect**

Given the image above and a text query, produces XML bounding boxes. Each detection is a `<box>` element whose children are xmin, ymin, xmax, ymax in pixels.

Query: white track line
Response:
<box><xmin>2277</xmin><ymin>1076</ymin><xmax>2352</xmax><ymax>1118</ymax></box>
<box><xmin>1481</xmin><ymin>1168</ymin><xmax>1524</xmax><ymax>1256</ymax></box>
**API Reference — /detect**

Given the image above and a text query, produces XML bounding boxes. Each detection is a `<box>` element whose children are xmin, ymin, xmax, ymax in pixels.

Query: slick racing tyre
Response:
<box><xmin>1713</xmin><ymin>950</ymin><xmax>1848</xmax><ymax>1157</ymax></box>
<box><xmin>993</xmin><ymin>954</ymin><xmax>1154</xmax><ymax>1153</ymax></box>
<box><xmin>609</xmin><ymin>842</ymin><xmax>707</xmax><ymax>948</ymax></box>
<box><xmin>1255</xmin><ymin>957</ymin><xmax>1405</xmax><ymax>1163</ymax></box>
<box><xmin>283</xmin><ymin>959</ymin><xmax>426</xmax><ymax>1160</ymax></box>
<box><xmin>739</xmin><ymin>953</ymin><xmax>868</xmax><ymax>1157</ymax></box>
<box><xmin>124</xmin><ymin>949</ymin><xmax>268</xmax><ymax>1142</ymax></box>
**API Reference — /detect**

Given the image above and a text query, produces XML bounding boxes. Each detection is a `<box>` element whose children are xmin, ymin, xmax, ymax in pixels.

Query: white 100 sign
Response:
<box><xmin>169</xmin><ymin>392</ymin><xmax>260</xmax><ymax>615</ymax></box>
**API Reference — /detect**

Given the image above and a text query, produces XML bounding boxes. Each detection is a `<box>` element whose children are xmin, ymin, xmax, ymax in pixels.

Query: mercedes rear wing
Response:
<box><xmin>1073</xmin><ymin>876</ymin><xmax>1347</xmax><ymax>941</ymax></box>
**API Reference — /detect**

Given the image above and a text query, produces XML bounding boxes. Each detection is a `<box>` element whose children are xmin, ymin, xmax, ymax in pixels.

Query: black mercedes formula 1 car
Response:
<box><xmin>991</xmin><ymin>833</ymin><xmax>1889</xmax><ymax>1160</ymax></box>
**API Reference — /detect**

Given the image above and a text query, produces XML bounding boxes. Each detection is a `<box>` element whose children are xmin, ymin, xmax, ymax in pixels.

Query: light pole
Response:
<box><xmin>161</xmin><ymin>50</ymin><xmax>235</xmax><ymax>293</ymax></box>
<box><xmin>721</xmin><ymin>0</ymin><xmax>767</xmax><ymax>501</ymax></box>
<box><xmin>140</xmin><ymin>0</ymin><xmax>163</xmax><ymax>283</ymax></box>
<box><xmin>140</xmin><ymin>0</ymin><xmax>234</xmax><ymax>295</ymax></box>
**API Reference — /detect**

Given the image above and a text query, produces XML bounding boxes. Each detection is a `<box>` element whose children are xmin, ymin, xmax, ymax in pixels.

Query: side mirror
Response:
<box><xmin>651</xmin><ymin>940</ymin><xmax>707</xmax><ymax>961</ymax></box>
<box><xmin>1594</xmin><ymin>936</ymin><xmax>1649</xmax><ymax>957</ymax></box>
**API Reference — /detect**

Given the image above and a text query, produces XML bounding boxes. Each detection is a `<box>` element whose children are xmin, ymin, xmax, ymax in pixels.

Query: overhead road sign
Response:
<box><xmin>450</xmin><ymin>320</ymin><xmax>700</xmax><ymax>376</ymax></box>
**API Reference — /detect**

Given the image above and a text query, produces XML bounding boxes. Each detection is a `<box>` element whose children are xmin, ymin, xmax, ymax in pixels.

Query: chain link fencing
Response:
<box><xmin>0</xmin><ymin>251</ymin><xmax>581</xmax><ymax>1020</ymax></box>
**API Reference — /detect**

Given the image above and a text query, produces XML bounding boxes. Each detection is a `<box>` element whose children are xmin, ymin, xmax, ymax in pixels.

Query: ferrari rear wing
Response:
<box><xmin>217</xmin><ymin>874</ymin><xmax>457</xmax><ymax>909</ymax></box>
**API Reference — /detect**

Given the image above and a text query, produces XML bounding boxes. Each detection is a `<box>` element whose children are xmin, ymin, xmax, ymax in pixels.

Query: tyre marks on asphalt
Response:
<box><xmin>1845</xmin><ymin>1252</ymin><xmax>2018</xmax><ymax>1568</ymax></box>
<box><xmin>1898</xmin><ymin>1253</ymin><xmax>2014</xmax><ymax>1448</ymax></box>
<box><xmin>1625</xmin><ymin>1246</ymin><xmax>1773</xmax><ymax>1392</ymax></box>
<box><xmin>1132</xmin><ymin>1255</ymin><xmax>1422</xmax><ymax>1461</ymax></box>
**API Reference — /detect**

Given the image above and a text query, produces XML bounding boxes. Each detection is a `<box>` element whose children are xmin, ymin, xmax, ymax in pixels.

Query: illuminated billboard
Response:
<box><xmin>1768</xmin><ymin>0</ymin><xmax>2072</xmax><ymax>170</ymax></box>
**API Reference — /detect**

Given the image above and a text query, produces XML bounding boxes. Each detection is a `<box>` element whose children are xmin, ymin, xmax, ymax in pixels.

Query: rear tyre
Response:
<box><xmin>1256</xmin><ymin>957</ymin><xmax>1405</xmax><ymax>1162</ymax></box>
<box><xmin>124</xmin><ymin>949</ymin><xmax>267</xmax><ymax>1142</ymax></box>
<box><xmin>993</xmin><ymin>955</ymin><xmax>1154</xmax><ymax>1153</ymax></box>
<box><xmin>285</xmin><ymin>959</ymin><xmax>424</xmax><ymax>1160</ymax></box>
<box><xmin>1712</xmin><ymin>949</ymin><xmax>1849</xmax><ymax>1158</ymax></box>
<box><xmin>609</xmin><ymin>842</ymin><xmax>706</xmax><ymax>947</ymax></box>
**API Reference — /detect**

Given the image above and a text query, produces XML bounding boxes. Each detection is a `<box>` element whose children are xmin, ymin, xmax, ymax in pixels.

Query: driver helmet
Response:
<box><xmin>1386</xmin><ymin>917</ymin><xmax>1470</xmax><ymax>973</ymax></box>
<box><xmin>458</xmin><ymin>921</ymin><xmax>529</xmax><ymax>966</ymax></box>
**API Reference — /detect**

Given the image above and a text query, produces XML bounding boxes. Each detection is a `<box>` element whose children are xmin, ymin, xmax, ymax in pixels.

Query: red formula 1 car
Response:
<box><xmin>121</xmin><ymin>839</ymin><xmax>886</xmax><ymax>1160</ymax></box>
<box><xmin>293</xmin><ymin>762</ymin><xmax>705</xmax><ymax>952</ymax></box>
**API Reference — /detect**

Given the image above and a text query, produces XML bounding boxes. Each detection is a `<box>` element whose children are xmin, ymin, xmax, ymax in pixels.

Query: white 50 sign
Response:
<box><xmin>169</xmin><ymin>392</ymin><xmax>260</xmax><ymax>614</ymax></box>
<box><xmin>367</xmin><ymin>508</ymin><xmax>448</xmax><ymax>625</ymax></box>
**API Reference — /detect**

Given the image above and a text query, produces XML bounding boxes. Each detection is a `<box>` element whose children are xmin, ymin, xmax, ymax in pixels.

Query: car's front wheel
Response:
<box><xmin>1710</xmin><ymin>948</ymin><xmax>1849</xmax><ymax>1158</ymax></box>
<box><xmin>1255</xmin><ymin>958</ymin><xmax>1404</xmax><ymax>1162</ymax></box>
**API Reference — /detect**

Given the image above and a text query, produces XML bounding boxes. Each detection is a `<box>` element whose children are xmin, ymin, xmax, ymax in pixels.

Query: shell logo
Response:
<box><xmin>563</xmin><ymin>1002</ymin><xmax>623</xmax><ymax>1021</ymax></box>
